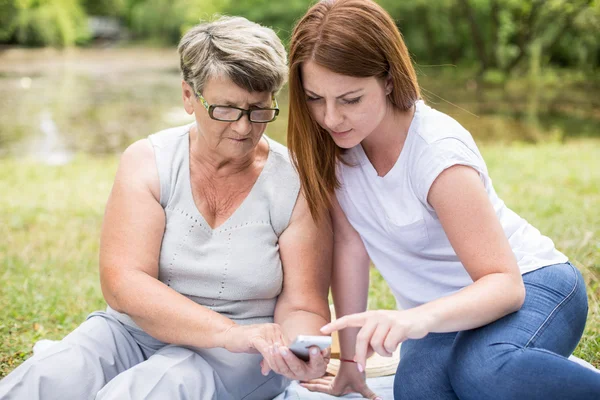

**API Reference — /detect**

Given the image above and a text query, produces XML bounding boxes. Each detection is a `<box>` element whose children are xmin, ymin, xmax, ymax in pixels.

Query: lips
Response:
<box><xmin>330</xmin><ymin>129</ymin><xmax>352</xmax><ymax>136</ymax></box>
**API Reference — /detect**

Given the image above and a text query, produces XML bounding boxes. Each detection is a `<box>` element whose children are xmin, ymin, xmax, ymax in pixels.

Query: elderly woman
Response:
<box><xmin>0</xmin><ymin>16</ymin><xmax>331</xmax><ymax>400</ymax></box>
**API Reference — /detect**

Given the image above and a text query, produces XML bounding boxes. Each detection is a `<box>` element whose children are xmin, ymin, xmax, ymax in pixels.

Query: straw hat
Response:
<box><xmin>326</xmin><ymin>305</ymin><xmax>401</xmax><ymax>378</ymax></box>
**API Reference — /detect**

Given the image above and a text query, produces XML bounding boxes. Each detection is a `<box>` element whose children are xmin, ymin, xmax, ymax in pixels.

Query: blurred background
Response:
<box><xmin>1</xmin><ymin>0</ymin><xmax>599</xmax><ymax>377</ymax></box>
<box><xmin>1</xmin><ymin>0</ymin><xmax>599</xmax><ymax>154</ymax></box>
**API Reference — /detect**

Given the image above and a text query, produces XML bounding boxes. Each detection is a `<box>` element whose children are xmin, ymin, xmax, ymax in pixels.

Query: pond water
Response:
<box><xmin>0</xmin><ymin>48</ymin><xmax>598</xmax><ymax>163</ymax></box>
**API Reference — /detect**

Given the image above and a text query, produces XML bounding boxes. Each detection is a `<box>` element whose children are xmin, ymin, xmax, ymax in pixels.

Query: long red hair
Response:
<box><xmin>287</xmin><ymin>0</ymin><xmax>420</xmax><ymax>221</ymax></box>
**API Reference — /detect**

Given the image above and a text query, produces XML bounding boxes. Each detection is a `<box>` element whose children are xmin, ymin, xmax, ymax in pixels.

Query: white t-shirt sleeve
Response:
<box><xmin>411</xmin><ymin>137</ymin><xmax>488</xmax><ymax>211</ymax></box>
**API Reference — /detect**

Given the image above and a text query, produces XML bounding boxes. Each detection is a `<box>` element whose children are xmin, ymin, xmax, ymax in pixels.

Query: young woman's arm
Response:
<box><xmin>301</xmin><ymin>194</ymin><xmax>380</xmax><ymax>399</ymax></box>
<box><xmin>412</xmin><ymin>164</ymin><xmax>525</xmax><ymax>330</ymax></box>
<box><xmin>329</xmin><ymin>194</ymin><xmax>372</xmax><ymax>360</ymax></box>
<box><xmin>322</xmin><ymin>165</ymin><xmax>525</xmax><ymax>369</ymax></box>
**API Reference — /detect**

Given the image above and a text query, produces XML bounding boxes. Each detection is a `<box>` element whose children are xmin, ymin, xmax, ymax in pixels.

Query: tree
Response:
<box><xmin>454</xmin><ymin>0</ymin><xmax>597</xmax><ymax>75</ymax></box>
<box><xmin>10</xmin><ymin>0</ymin><xmax>90</xmax><ymax>47</ymax></box>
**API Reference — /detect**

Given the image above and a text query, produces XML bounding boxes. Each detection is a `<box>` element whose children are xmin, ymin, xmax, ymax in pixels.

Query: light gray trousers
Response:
<box><xmin>0</xmin><ymin>311</ymin><xmax>290</xmax><ymax>400</ymax></box>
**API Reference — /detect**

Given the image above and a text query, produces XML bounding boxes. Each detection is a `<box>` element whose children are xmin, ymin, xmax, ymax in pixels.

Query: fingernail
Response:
<box><xmin>279</xmin><ymin>348</ymin><xmax>288</xmax><ymax>356</ymax></box>
<box><xmin>357</xmin><ymin>363</ymin><xmax>364</xmax><ymax>372</ymax></box>
<box><xmin>310</xmin><ymin>348</ymin><xmax>318</xmax><ymax>355</ymax></box>
<box><xmin>320</xmin><ymin>325</ymin><xmax>327</xmax><ymax>332</ymax></box>
<box><xmin>375</xmin><ymin>397</ymin><xmax>382</xmax><ymax>400</ymax></box>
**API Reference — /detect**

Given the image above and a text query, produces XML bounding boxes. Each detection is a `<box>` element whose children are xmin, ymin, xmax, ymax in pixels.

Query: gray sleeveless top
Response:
<box><xmin>107</xmin><ymin>123</ymin><xmax>301</xmax><ymax>329</ymax></box>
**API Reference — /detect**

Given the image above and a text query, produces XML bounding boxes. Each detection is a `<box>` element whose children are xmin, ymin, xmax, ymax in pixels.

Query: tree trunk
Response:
<box><xmin>489</xmin><ymin>0</ymin><xmax>500</xmax><ymax>68</ymax></box>
<box><xmin>457</xmin><ymin>0</ymin><xmax>489</xmax><ymax>73</ymax></box>
<box><xmin>504</xmin><ymin>0</ymin><xmax>546</xmax><ymax>75</ymax></box>
<box><xmin>543</xmin><ymin>0</ymin><xmax>593</xmax><ymax>56</ymax></box>
<box><xmin>447</xmin><ymin>3</ymin><xmax>464</xmax><ymax>65</ymax></box>
<box><xmin>419</xmin><ymin>5</ymin><xmax>438</xmax><ymax>64</ymax></box>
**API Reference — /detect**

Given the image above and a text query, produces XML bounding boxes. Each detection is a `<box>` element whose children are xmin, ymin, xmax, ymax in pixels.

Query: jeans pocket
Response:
<box><xmin>523</xmin><ymin>263</ymin><xmax>587</xmax><ymax>353</ymax></box>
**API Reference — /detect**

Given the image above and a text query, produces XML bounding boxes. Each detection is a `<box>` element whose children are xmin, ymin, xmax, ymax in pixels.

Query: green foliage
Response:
<box><xmin>7</xmin><ymin>0</ymin><xmax>90</xmax><ymax>47</ymax></box>
<box><xmin>128</xmin><ymin>0</ymin><xmax>221</xmax><ymax>44</ymax></box>
<box><xmin>126</xmin><ymin>0</ymin><xmax>313</xmax><ymax>45</ymax></box>
<box><xmin>222</xmin><ymin>0</ymin><xmax>313</xmax><ymax>43</ymax></box>
<box><xmin>0</xmin><ymin>0</ymin><xmax>598</xmax><ymax>73</ymax></box>
<box><xmin>379</xmin><ymin>0</ymin><xmax>600</xmax><ymax>74</ymax></box>
<box><xmin>81</xmin><ymin>0</ymin><xmax>126</xmax><ymax>17</ymax></box>
<box><xmin>128</xmin><ymin>0</ymin><xmax>182</xmax><ymax>43</ymax></box>
<box><xmin>549</xmin><ymin>2</ymin><xmax>600</xmax><ymax>69</ymax></box>
<box><xmin>0</xmin><ymin>0</ymin><xmax>19</xmax><ymax>41</ymax></box>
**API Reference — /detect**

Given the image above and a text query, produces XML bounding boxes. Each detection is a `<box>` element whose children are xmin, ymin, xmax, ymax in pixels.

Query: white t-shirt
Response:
<box><xmin>335</xmin><ymin>100</ymin><xmax>567</xmax><ymax>310</ymax></box>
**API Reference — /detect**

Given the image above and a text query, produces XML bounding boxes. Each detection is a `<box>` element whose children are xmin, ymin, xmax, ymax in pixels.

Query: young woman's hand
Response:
<box><xmin>223</xmin><ymin>324</ymin><xmax>329</xmax><ymax>380</ymax></box>
<box><xmin>320</xmin><ymin>310</ymin><xmax>432</xmax><ymax>371</ymax></box>
<box><xmin>300</xmin><ymin>361</ymin><xmax>381</xmax><ymax>399</ymax></box>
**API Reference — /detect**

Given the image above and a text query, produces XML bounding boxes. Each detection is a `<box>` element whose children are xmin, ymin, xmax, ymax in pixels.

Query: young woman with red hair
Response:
<box><xmin>287</xmin><ymin>1</ymin><xmax>599</xmax><ymax>399</ymax></box>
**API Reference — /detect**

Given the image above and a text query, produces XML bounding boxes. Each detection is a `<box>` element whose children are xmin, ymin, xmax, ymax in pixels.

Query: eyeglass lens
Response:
<box><xmin>212</xmin><ymin>106</ymin><xmax>276</xmax><ymax>122</ymax></box>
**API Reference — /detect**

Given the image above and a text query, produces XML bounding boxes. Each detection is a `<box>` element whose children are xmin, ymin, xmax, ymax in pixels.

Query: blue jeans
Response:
<box><xmin>394</xmin><ymin>262</ymin><xmax>600</xmax><ymax>399</ymax></box>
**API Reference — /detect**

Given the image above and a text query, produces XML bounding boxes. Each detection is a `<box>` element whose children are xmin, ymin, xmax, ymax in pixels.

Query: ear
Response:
<box><xmin>182</xmin><ymin>80</ymin><xmax>195</xmax><ymax>115</ymax></box>
<box><xmin>385</xmin><ymin>75</ymin><xmax>393</xmax><ymax>95</ymax></box>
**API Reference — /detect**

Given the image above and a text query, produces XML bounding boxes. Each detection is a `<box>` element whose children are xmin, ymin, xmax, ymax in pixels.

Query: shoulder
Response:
<box><xmin>118</xmin><ymin>137</ymin><xmax>161</xmax><ymax>201</ymax></box>
<box><xmin>264</xmin><ymin>136</ymin><xmax>300</xmax><ymax>181</ymax></box>
<box><xmin>262</xmin><ymin>136</ymin><xmax>302</xmax><ymax>235</ymax></box>
<box><xmin>407</xmin><ymin>103</ymin><xmax>488</xmax><ymax>206</ymax></box>
<box><xmin>409</xmin><ymin>102</ymin><xmax>482</xmax><ymax>166</ymax></box>
<box><xmin>120</xmin><ymin>139</ymin><xmax>155</xmax><ymax>173</ymax></box>
<box><xmin>265</xmin><ymin>136</ymin><xmax>293</xmax><ymax>163</ymax></box>
<box><xmin>413</xmin><ymin>101</ymin><xmax>475</xmax><ymax>147</ymax></box>
<box><xmin>148</xmin><ymin>123</ymin><xmax>192</xmax><ymax>149</ymax></box>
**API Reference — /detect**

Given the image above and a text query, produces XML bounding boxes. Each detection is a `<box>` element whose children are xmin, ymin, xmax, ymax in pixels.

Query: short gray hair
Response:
<box><xmin>178</xmin><ymin>16</ymin><xmax>288</xmax><ymax>95</ymax></box>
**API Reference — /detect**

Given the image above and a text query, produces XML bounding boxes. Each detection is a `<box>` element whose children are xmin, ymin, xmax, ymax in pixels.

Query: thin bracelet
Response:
<box><xmin>339</xmin><ymin>358</ymin><xmax>357</xmax><ymax>363</ymax></box>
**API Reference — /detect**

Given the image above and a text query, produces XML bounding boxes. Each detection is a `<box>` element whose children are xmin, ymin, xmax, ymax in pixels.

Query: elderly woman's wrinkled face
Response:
<box><xmin>183</xmin><ymin>75</ymin><xmax>272</xmax><ymax>160</ymax></box>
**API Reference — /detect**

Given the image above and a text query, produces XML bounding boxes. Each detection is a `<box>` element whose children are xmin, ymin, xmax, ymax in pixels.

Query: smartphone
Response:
<box><xmin>288</xmin><ymin>335</ymin><xmax>332</xmax><ymax>361</ymax></box>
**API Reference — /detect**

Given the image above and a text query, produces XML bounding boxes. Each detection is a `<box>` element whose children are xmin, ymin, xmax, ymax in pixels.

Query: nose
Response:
<box><xmin>230</xmin><ymin>113</ymin><xmax>252</xmax><ymax>136</ymax></box>
<box><xmin>323</xmin><ymin>102</ymin><xmax>344</xmax><ymax>131</ymax></box>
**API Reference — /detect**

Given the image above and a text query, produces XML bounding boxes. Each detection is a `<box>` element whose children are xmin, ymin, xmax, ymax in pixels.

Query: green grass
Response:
<box><xmin>1</xmin><ymin>139</ymin><xmax>599</xmax><ymax>378</ymax></box>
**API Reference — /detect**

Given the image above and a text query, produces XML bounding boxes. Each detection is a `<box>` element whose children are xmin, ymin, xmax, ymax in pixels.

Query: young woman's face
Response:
<box><xmin>300</xmin><ymin>61</ymin><xmax>391</xmax><ymax>149</ymax></box>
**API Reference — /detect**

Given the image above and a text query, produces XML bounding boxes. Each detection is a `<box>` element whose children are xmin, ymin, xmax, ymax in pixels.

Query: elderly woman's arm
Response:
<box><xmin>101</xmin><ymin>139</ymin><xmax>331</xmax><ymax>380</ymax></box>
<box><xmin>100</xmin><ymin>139</ymin><xmax>239</xmax><ymax>348</ymax></box>
<box><xmin>254</xmin><ymin>192</ymin><xmax>333</xmax><ymax>378</ymax></box>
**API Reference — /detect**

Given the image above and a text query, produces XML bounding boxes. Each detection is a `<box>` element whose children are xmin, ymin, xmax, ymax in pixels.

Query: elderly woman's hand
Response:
<box><xmin>259</xmin><ymin>342</ymin><xmax>330</xmax><ymax>381</ymax></box>
<box><xmin>223</xmin><ymin>323</ymin><xmax>329</xmax><ymax>380</ymax></box>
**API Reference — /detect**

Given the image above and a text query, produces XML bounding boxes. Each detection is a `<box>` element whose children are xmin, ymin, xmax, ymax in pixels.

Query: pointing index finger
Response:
<box><xmin>320</xmin><ymin>313</ymin><xmax>368</xmax><ymax>334</ymax></box>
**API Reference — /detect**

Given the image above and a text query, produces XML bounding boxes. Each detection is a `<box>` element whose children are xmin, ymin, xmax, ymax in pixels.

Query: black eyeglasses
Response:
<box><xmin>196</xmin><ymin>91</ymin><xmax>279</xmax><ymax>123</ymax></box>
